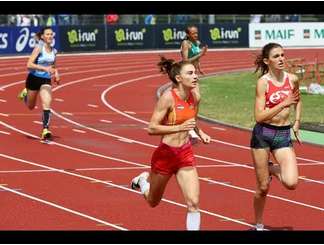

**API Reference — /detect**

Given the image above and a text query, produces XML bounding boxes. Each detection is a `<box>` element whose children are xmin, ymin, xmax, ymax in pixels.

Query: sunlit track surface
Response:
<box><xmin>0</xmin><ymin>49</ymin><xmax>323</xmax><ymax>230</ymax></box>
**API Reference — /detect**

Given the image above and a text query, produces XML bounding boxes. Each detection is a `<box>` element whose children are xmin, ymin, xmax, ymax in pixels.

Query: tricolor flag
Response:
<box><xmin>255</xmin><ymin>30</ymin><xmax>261</xmax><ymax>40</ymax></box>
<box><xmin>303</xmin><ymin>29</ymin><xmax>310</xmax><ymax>39</ymax></box>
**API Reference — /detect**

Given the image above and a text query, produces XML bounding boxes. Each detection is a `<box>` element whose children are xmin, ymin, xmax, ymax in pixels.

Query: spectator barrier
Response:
<box><xmin>2</xmin><ymin>23</ymin><xmax>324</xmax><ymax>55</ymax></box>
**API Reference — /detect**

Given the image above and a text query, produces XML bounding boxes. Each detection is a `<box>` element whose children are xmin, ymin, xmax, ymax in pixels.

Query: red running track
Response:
<box><xmin>0</xmin><ymin>49</ymin><xmax>323</xmax><ymax>230</ymax></box>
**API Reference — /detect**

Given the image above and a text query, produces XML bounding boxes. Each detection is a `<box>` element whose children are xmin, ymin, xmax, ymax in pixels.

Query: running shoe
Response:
<box><xmin>41</xmin><ymin>128</ymin><xmax>52</xmax><ymax>140</ymax></box>
<box><xmin>255</xmin><ymin>223</ymin><xmax>264</xmax><ymax>231</ymax></box>
<box><xmin>131</xmin><ymin>171</ymin><xmax>149</xmax><ymax>190</ymax></box>
<box><xmin>17</xmin><ymin>88</ymin><xmax>27</xmax><ymax>101</ymax></box>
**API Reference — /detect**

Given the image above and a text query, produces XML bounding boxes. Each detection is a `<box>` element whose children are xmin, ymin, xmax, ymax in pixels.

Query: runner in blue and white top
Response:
<box><xmin>18</xmin><ymin>26</ymin><xmax>60</xmax><ymax>140</ymax></box>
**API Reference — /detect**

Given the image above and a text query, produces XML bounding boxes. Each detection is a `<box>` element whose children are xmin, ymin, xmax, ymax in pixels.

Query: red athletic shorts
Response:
<box><xmin>151</xmin><ymin>141</ymin><xmax>195</xmax><ymax>175</ymax></box>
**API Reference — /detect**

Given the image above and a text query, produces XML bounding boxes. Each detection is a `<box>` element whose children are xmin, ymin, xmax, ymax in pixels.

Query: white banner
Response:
<box><xmin>249</xmin><ymin>22</ymin><xmax>324</xmax><ymax>47</ymax></box>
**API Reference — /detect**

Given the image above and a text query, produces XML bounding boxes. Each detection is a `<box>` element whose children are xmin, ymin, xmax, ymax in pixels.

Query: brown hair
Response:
<box><xmin>254</xmin><ymin>42</ymin><xmax>283</xmax><ymax>77</ymax></box>
<box><xmin>34</xmin><ymin>26</ymin><xmax>53</xmax><ymax>41</ymax></box>
<box><xmin>157</xmin><ymin>55</ymin><xmax>191</xmax><ymax>84</ymax></box>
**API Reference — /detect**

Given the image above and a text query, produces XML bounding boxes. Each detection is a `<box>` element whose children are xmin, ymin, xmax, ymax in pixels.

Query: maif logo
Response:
<box><xmin>255</xmin><ymin>30</ymin><xmax>261</xmax><ymax>40</ymax></box>
<box><xmin>303</xmin><ymin>29</ymin><xmax>310</xmax><ymax>39</ymax></box>
<box><xmin>115</xmin><ymin>28</ymin><xmax>146</xmax><ymax>42</ymax></box>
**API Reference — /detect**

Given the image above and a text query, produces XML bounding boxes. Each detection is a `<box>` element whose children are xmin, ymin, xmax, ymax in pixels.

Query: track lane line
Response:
<box><xmin>0</xmin><ymin>121</ymin><xmax>323</xmax><ymax>213</ymax></box>
<box><xmin>0</xmin><ymin>184</ymin><xmax>127</xmax><ymax>230</ymax></box>
<box><xmin>0</xmin><ymin>152</ymin><xmax>256</xmax><ymax>229</ymax></box>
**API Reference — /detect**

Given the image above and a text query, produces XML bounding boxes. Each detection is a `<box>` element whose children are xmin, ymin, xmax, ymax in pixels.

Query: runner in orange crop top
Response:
<box><xmin>164</xmin><ymin>88</ymin><xmax>197</xmax><ymax>126</ymax></box>
<box><xmin>130</xmin><ymin>56</ymin><xmax>210</xmax><ymax>230</ymax></box>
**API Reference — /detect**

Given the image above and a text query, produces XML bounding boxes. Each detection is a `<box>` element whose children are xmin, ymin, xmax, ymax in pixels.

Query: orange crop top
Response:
<box><xmin>164</xmin><ymin>89</ymin><xmax>197</xmax><ymax>125</ymax></box>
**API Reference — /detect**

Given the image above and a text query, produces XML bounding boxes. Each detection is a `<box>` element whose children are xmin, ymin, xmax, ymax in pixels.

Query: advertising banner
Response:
<box><xmin>106</xmin><ymin>25</ymin><xmax>155</xmax><ymax>50</ymax></box>
<box><xmin>155</xmin><ymin>24</ymin><xmax>188</xmax><ymax>49</ymax></box>
<box><xmin>0</xmin><ymin>27</ymin><xmax>11</xmax><ymax>54</ymax></box>
<box><xmin>202</xmin><ymin>23</ymin><xmax>249</xmax><ymax>48</ymax></box>
<box><xmin>249</xmin><ymin>23</ymin><xmax>324</xmax><ymax>47</ymax></box>
<box><xmin>0</xmin><ymin>26</ymin><xmax>59</xmax><ymax>55</ymax></box>
<box><xmin>59</xmin><ymin>25</ymin><xmax>105</xmax><ymax>52</ymax></box>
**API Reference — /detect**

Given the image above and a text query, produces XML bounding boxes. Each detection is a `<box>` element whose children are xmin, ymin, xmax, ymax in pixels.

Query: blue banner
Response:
<box><xmin>0</xmin><ymin>26</ymin><xmax>60</xmax><ymax>55</ymax></box>
<box><xmin>0</xmin><ymin>27</ymin><xmax>11</xmax><ymax>54</ymax></box>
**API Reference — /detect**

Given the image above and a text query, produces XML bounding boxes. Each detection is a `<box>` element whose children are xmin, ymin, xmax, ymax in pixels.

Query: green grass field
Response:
<box><xmin>199</xmin><ymin>71</ymin><xmax>324</xmax><ymax>129</ymax></box>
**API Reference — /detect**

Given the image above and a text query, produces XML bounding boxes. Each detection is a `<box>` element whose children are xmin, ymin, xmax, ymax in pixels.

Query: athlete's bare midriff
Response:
<box><xmin>161</xmin><ymin>130</ymin><xmax>190</xmax><ymax>147</ymax></box>
<box><xmin>264</xmin><ymin>106</ymin><xmax>291</xmax><ymax>126</ymax></box>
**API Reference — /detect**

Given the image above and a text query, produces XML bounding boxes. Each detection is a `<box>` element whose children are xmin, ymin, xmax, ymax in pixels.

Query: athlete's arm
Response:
<box><xmin>290</xmin><ymin>73</ymin><xmax>302</xmax><ymax>143</ymax></box>
<box><xmin>191</xmin><ymin>90</ymin><xmax>210</xmax><ymax>143</ymax></box>
<box><xmin>52</xmin><ymin>60</ymin><xmax>60</xmax><ymax>84</ymax></box>
<box><xmin>148</xmin><ymin>92</ymin><xmax>196</xmax><ymax>135</ymax></box>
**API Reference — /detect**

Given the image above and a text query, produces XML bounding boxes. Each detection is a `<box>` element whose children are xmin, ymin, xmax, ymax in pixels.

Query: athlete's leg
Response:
<box><xmin>176</xmin><ymin>166</ymin><xmax>200</xmax><ymax>230</ymax></box>
<box><xmin>272</xmin><ymin>147</ymin><xmax>298</xmax><ymax>190</ymax></box>
<box><xmin>132</xmin><ymin>170</ymin><xmax>172</xmax><ymax>207</ymax></box>
<box><xmin>39</xmin><ymin>84</ymin><xmax>52</xmax><ymax>129</ymax></box>
<box><xmin>25</xmin><ymin>90</ymin><xmax>39</xmax><ymax>110</ymax></box>
<box><xmin>144</xmin><ymin>171</ymin><xmax>172</xmax><ymax>207</ymax></box>
<box><xmin>251</xmin><ymin>148</ymin><xmax>271</xmax><ymax>228</ymax></box>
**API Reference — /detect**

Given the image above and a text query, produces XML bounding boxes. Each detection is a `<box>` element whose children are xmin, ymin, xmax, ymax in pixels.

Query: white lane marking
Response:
<box><xmin>0</xmin><ymin>113</ymin><xmax>9</xmax><ymax>117</ymax></box>
<box><xmin>1</xmin><ymin>121</ymin><xmax>323</xmax><ymax>214</ymax></box>
<box><xmin>0</xmin><ymin>99</ymin><xmax>7</xmax><ymax>102</ymax></box>
<box><xmin>61</xmin><ymin>112</ymin><xmax>73</xmax><ymax>116</ymax></box>
<box><xmin>54</xmin><ymin>98</ymin><xmax>64</xmax><ymax>102</ymax></box>
<box><xmin>0</xmin><ymin>153</ymin><xmax>255</xmax><ymax>229</ymax></box>
<box><xmin>0</xmin><ymin>130</ymin><xmax>10</xmax><ymax>135</ymax></box>
<box><xmin>0</xmin><ymin>164</ymin><xmax>239</xmax><ymax>174</ymax></box>
<box><xmin>118</xmin><ymin>138</ymin><xmax>134</xmax><ymax>143</ymax></box>
<box><xmin>199</xmin><ymin>178</ymin><xmax>324</xmax><ymax>212</ymax></box>
<box><xmin>87</xmin><ymin>104</ymin><xmax>98</xmax><ymax>108</ymax></box>
<box><xmin>72</xmin><ymin>129</ymin><xmax>86</xmax><ymax>134</ymax></box>
<box><xmin>211</xmin><ymin>126</ymin><xmax>226</xmax><ymax>131</ymax></box>
<box><xmin>33</xmin><ymin>121</ymin><xmax>42</xmax><ymax>125</ymax></box>
<box><xmin>0</xmin><ymin>184</ymin><xmax>127</xmax><ymax>230</ymax></box>
<box><xmin>124</xmin><ymin>111</ymin><xmax>136</xmax><ymax>115</ymax></box>
<box><xmin>0</xmin><ymin>120</ymin><xmax>148</xmax><ymax>168</ymax></box>
<box><xmin>100</xmin><ymin>119</ymin><xmax>112</xmax><ymax>123</ymax></box>
<box><xmin>298</xmin><ymin>162</ymin><xmax>324</xmax><ymax>166</ymax></box>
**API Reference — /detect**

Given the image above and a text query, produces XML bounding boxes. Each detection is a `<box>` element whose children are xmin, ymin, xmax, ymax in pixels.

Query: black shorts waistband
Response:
<box><xmin>258</xmin><ymin>123</ymin><xmax>291</xmax><ymax>130</ymax></box>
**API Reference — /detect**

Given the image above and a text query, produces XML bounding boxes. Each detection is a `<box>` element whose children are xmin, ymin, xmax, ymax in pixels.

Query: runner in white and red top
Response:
<box><xmin>250</xmin><ymin>42</ymin><xmax>302</xmax><ymax>231</ymax></box>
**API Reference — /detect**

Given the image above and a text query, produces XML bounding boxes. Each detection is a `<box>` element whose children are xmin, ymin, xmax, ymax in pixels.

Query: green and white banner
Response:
<box><xmin>249</xmin><ymin>23</ymin><xmax>324</xmax><ymax>47</ymax></box>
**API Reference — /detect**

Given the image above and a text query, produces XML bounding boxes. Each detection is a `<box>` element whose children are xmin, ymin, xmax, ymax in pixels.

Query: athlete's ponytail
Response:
<box><xmin>254</xmin><ymin>42</ymin><xmax>283</xmax><ymax>77</ymax></box>
<box><xmin>157</xmin><ymin>55</ymin><xmax>191</xmax><ymax>84</ymax></box>
<box><xmin>34</xmin><ymin>26</ymin><xmax>53</xmax><ymax>42</ymax></box>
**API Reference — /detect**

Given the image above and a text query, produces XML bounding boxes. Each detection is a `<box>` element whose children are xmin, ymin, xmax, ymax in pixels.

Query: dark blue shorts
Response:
<box><xmin>26</xmin><ymin>73</ymin><xmax>51</xmax><ymax>91</ymax></box>
<box><xmin>250</xmin><ymin>123</ymin><xmax>293</xmax><ymax>151</ymax></box>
